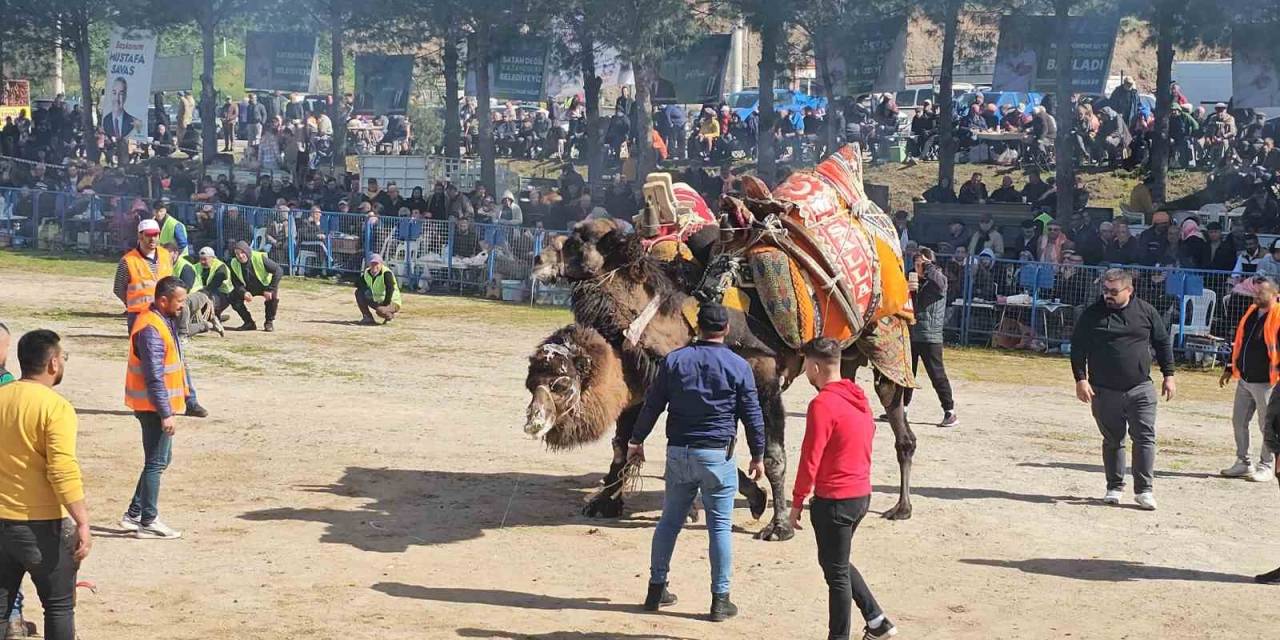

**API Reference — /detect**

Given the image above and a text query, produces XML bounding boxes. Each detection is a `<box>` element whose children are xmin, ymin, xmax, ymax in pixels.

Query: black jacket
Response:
<box><xmin>1071</xmin><ymin>296</ymin><xmax>1174</xmax><ymax>391</ymax></box>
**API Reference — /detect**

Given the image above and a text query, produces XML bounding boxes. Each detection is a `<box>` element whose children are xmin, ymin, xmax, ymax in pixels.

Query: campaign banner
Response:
<box><xmin>104</xmin><ymin>28</ymin><xmax>158</xmax><ymax>141</ymax></box>
<box><xmin>544</xmin><ymin>44</ymin><xmax>635</xmax><ymax>99</ymax></box>
<box><xmin>992</xmin><ymin>14</ymin><xmax>1119</xmax><ymax>94</ymax></box>
<box><xmin>1233</xmin><ymin>23</ymin><xmax>1280</xmax><ymax>108</ymax></box>
<box><xmin>355</xmin><ymin>54</ymin><xmax>415</xmax><ymax>115</ymax></box>
<box><xmin>245</xmin><ymin>32</ymin><xmax>319</xmax><ymax>93</ymax></box>
<box><xmin>490</xmin><ymin>39</ymin><xmax>549</xmax><ymax>101</ymax></box>
<box><xmin>0</xmin><ymin>80</ymin><xmax>30</xmax><ymax>123</ymax></box>
<box><xmin>152</xmin><ymin>55</ymin><xmax>194</xmax><ymax>92</ymax></box>
<box><xmin>654</xmin><ymin>34</ymin><xmax>732</xmax><ymax>105</ymax></box>
<box><xmin>825</xmin><ymin>17</ymin><xmax>907</xmax><ymax>95</ymax></box>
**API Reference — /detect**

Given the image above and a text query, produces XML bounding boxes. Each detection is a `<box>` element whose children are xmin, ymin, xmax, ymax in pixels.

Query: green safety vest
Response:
<box><xmin>363</xmin><ymin>267</ymin><xmax>403</xmax><ymax>307</ymax></box>
<box><xmin>230</xmin><ymin>251</ymin><xmax>272</xmax><ymax>288</ymax></box>
<box><xmin>157</xmin><ymin>215</ymin><xmax>186</xmax><ymax>248</ymax></box>
<box><xmin>197</xmin><ymin>258</ymin><xmax>234</xmax><ymax>294</ymax></box>
<box><xmin>0</xmin><ymin>367</ymin><xmax>14</xmax><ymax>386</ymax></box>
<box><xmin>175</xmin><ymin>255</ymin><xmax>203</xmax><ymax>293</ymax></box>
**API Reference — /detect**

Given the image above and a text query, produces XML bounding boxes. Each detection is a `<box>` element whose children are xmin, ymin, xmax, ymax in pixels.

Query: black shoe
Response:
<box><xmin>237</xmin><ymin>322</ymin><xmax>257</xmax><ymax>331</ymax></box>
<box><xmin>708</xmin><ymin>592</ymin><xmax>737</xmax><ymax>622</ymax></box>
<box><xmin>358</xmin><ymin>317</ymin><xmax>378</xmax><ymax>326</ymax></box>
<box><xmin>184</xmin><ymin>403</ymin><xmax>209</xmax><ymax>418</ymax></box>
<box><xmin>863</xmin><ymin>617</ymin><xmax>897</xmax><ymax>639</ymax></box>
<box><xmin>263</xmin><ymin>321</ymin><xmax>274</xmax><ymax>332</ymax></box>
<box><xmin>1256</xmin><ymin>567</ymin><xmax>1280</xmax><ymax>584</ymax></box>
<box><xmin>939</xmin><ymin>411</ymin><xmax>960</xmax><ymax>428</ymax></box>
<box><xmin>642</xmin><ymin>582</ymin><xmax>677</xmax><ymax>611</ymax></box>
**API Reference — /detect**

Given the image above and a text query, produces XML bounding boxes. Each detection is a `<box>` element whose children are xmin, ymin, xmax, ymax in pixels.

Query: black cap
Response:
<box><xmin>1205</xmin><ymin>221</ymin><xmax>1222</xmax><ymax>231</ymax></box>
<box><xmin>697</xmin><ymin>303</ymin><xmax>730</xmax><ymax>333</ymax></box>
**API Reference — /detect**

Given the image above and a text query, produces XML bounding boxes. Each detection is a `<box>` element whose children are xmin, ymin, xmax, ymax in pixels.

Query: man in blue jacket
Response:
<box><xmin>628</xmin><ymin>302</ymin><xmax>766</xmax><ymax>622</ymax></box>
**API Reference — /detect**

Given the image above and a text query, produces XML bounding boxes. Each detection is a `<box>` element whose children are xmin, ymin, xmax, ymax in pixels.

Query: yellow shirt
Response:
<box><xmin>0</xmin><ymin>381</ymin><xmax>84</xmax><ymax>520</ymax></box>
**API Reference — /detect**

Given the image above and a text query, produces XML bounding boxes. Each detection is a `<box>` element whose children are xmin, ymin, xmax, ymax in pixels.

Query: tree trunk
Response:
<box><xmin>936</xmin><ymin>0</ymin><xmax>960</xmax><ymax>192</ymax></box>
<box><xmin>757</xmin><ymin>16</ymin><xmax>780</xmax><ymax>184</ymax></box>
<box><xmin>475</xmin><ymin>24</ymin><xmax>496</xmax><ymax>191</ymax></box>
<box><xmin>814</xmin><ymin>32</ymin><xmax>838</xmax><ymax>159</ymax></box>
<box><xmin>1053</xmin><ymin>0</ymin><xmax>1075</xmax><ymax>217</ymax></box>
<box><xmin>442</xmin><ymin>28</ymin><xmax>461</xmax><ymax>158</ymax></box>
<box><xmin>200</xmin><ymin>11</ymin><xmax>218</xmax><ymax>165</ymax></box>
<box><xmin>634</xmin><ymin>62</ymin><xmax>657</xmax><ymax>179</ymax></box>
<box><xmin>74</xmin><ymin>20</ymin><xmax>96</xmax><ymax>163</ymax></box>
<box><xmin>330</xmin><ymin>11</ymin><xmax>346</xmax><ymax>167</ymax></box>
<box><xmin>581</xmin><ymin>28</ymin><xmax>603</xmax><ymax>199</ymax></box>
<box><xmin>1149</xmin><ymin>0</ymin><xmax>1175</xmax><ymax>203</ymax></box>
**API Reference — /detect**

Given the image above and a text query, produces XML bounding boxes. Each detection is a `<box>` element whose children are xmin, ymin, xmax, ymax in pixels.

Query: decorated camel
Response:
<box><xmin>524</xmin><ymin>145</ymin><xmax>917</xmax><ymax>541</ymax></box>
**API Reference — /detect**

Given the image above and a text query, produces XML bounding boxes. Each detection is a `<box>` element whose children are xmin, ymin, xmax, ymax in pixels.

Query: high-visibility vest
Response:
<box><xmin>125</xmin><ymin>309</ymin><xmax>188</xmax><ymax>415</ymax></box>
<box><xmin>175</xmin><ymin>255</ymin><xmax>202</xmax><ymax>293</ymax></box>
<box><xmin>229</xmin><ymin>251</ymin><xmax>271</xmax><ymax>288</ymax></box>
<box><xmin>363</xmin><ymin>267</ymin><xmax>403</xmax><ymax>307</ymax></box>
<box><xmin>197</xmin><ymin>258</ymin><xmax>233</xmax><ymax>294</ymax></box>
<box><xmin>123</xmin><ymin>247</ymin><xmax>174</xmax><ymax>316</ymax></box>
<box><xmin>1232</xmin><ymin>303</ymin><xmax>1280</xmax><ymax>384</ymax></box>
<box><xmin>157</xmin><ymin>215</ymin><xmax>186</xmax><ymax>248</ymax></box>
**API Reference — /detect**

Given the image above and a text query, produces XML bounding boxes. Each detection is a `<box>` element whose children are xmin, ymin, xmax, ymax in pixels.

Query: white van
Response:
<box><xmin>894</xmin><ymin>83</ymin><xmax>975</xmax><ymax>131</ymax></box>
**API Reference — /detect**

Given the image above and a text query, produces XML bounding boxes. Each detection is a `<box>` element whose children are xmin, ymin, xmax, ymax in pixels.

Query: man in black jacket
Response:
<box><xmin>1070</xmin><ymin>269</ymin><xmax>1175</xmax><ymax>511</ymax></box>
<box><xmin>904</xmin><ymin>247</ymin><xmax>958</xmax><ymax>427</ymax></box>
<box><xmin>228</xmin><ymin>241</ymin><xmax>284</xmax><ymax>332</ymax></box>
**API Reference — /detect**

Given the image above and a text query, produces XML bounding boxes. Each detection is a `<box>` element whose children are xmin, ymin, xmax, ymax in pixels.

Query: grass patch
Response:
<box><xmin>195</xmin><ymin>352</ymin><xmax>265</xmax><ymax>375</ymax></box>
<box><xmin>219</xmin><ymin>343</ymin><xmax>281</xmax><ymax>356</ymax></box>
<box><xmin>407</xmin><ymin>296</ymin><xmax>571</xmax><ymax>328</ymax></box>
<box><xmin>0</xmin><ymin>250</ymin><xmax>118</xmax><ymax>279</ymax></box>
<box><xmin>279</xmin><ymin>358</ymin><xmax>365</xmax><ymax>382</ymax></box>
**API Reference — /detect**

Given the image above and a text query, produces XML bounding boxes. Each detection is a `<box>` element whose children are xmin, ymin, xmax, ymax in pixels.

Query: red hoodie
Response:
<box><xmin>792</xmin><ymin>379</ymin><xmax>875</xmax><ymax>504</ymax></box>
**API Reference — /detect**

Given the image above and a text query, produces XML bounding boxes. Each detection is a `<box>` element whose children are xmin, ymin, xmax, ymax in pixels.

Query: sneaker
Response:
<box><xmin>1102</xmin><ymin>489</ymin><xmax>1123</xmax><ymax>505</ymax></box>
<box><xmin>864</xmin><ymin>617</ymin><xmax>898</xmax><ymax>639</ymax></box>
<box><xmin>184</xmin><ymin>403</ymin><xmax>209</xmax><ymax>418</ymax></box>
<box><xmin>1221</xmin><ymin>461</ymin><xmax>1255</xmax><ymax>478</ymax></box>
<box><xmin>1248</xmin><ymin>466</ymin><xmax>1274</xmax><ymax>483</ymax></box>
<box><xmin>135</xmin><ymin>520</ymin><xmax>183</xmax><ymax>540</ymax></box>
<box><xmin>119</xmin><ymin>513</ymin><xmax>141</xmax><ymax>531</ymax></box>
<box><xmin>1135</xmin><ymin>492</ymin><xmax>1157</xmax><ymax>511</ymax></box>
<box><xmin>263</xmin><ymin>321</ymin><xmax>274</xmax><ymax>332</ymax></box>
<box><xmin>237</xmin><ymin>322</ymin><xmax>257</xmax><ymax>331</ymax></box>
<box><xmin>1255</xmin><ymin>566</ymin><xmax>1280</xmax><ymax>584</ymax></box>
<box><xmin>939</xmin><ymin>411</ymin><xmax>960</xmax><ymax>428</ymax></box>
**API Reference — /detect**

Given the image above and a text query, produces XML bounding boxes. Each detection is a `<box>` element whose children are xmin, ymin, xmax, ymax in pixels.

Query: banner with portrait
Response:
<box><xmin>355</xmin><ymin>54</ymin><xmax>415</xmax><ymax>115</ymax></box>
<box><xmin>992</xmin><ymin>15</ymin><xmax>1119</xmax><ymax>94</ymax></box>
<box><xmin>824</xmin><ymin>17</ymin><xmax>908</xmax><ymax>96</ymax></box>
<box><xmin>654</xmin><ymin>34</ymin><xmax>732</xmax><ymax>105</ymax></box>
<box><xmin>245</xmin><ymin>32</ymin><xmax>319</xmax><ymax>93</ymax></box>
<box><xmin>1233</xmin><ymin>23</ymin><xmax>1280</xmax><ymax>108</ymax></box>
<box><xmin>0</xmin><ymin>80</ymin><xmax>30</xmax><ymax>123</ymax></box>
<box><xmin>104</xmin><ymin>28</ymin><xmax>158</xmax><ymax>141</ymax></box>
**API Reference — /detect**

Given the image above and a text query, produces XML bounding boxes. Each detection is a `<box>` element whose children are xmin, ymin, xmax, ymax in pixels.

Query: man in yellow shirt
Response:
<box><xmin>0</xmin><ymin>329</ymin><xmax>93</xmax><ymax>640</ymax></box>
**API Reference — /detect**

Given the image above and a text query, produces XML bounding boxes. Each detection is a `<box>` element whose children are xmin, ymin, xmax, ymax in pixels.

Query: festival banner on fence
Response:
<box><xmin>991</xmin><ymin>14</ymin><xmax>1119</xmax><ymax>94</ymax></box>
<box><xmin>1233</xmin><ymin>23</ymin><xmax>1280</xmax><ymax>108</ymax></box>
<box><xmin>152</xmin><ymin>55</ymin><xmax>194</xmax><ymax>92</ymax></box>
<box><xmin>355</xmin><ymin>54</ymin><xmax>415</xmax><ymax>115</ymax></box>
<box><xmin>654</xmin><ymin>34</ymin><xmax>732</xmax><ymax>105</ymax></box>
<box><xmin>825</xmin><ymin>17</ymin><xmax>907</xmax><ymax>96</ymax></box>
<box><xmin>245</xmin><ymin>31</ymin><xmax>319</xmax><ymax>93</ymax></box>
<box><xmin>104</xmin><ymin>28</ymin><xmax>158</xmax><ymax>142</ymax></box>
<box><xmin>0</xmin><ymin>80</ymin><xmax>30</xmax><ymax>123</ymax></box>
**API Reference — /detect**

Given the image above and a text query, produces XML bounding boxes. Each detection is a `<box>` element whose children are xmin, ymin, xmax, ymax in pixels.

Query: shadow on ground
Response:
<box><xmin>455</xmin><ymin>628</ymin><xmax>697</xmax><ymax>639</ymax></box>
<box><xmin>961</xmin><ymin>558</ymin><xmax>1254</xmax><ymax>584</ymax></box>
<box><xmin>872</xmin><ymin>484</ymin><xmax>1083</xmax><ymax>505</ymax></box>
<box><xmin>373</xmin><ymin>583</ymin><xmax>704</xmax><ymax>621</ymax></box>
<box><xmin>77</xmin><ymin>408</ymin><xmax>135</xmax><ymax>416</ymax></box>
<box><xmin>1017</xmin><ymin>461</ymin><xmax>1218</xmax><ymax>480</ymax></box>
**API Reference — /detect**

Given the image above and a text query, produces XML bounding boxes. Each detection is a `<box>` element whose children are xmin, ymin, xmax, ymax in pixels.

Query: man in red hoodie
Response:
<box><xmin>790</xmin><ymin>338</ymin><xmax>896</xmax><ymax>640</ymax></box>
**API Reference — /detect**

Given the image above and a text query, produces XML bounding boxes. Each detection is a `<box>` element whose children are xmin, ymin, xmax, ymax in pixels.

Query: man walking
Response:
<box><xmin>904</xmin><ymin>247</ymin><xmax>958</xmax><ymax>427</ymax></box>
<box><xmin>122</xmin><ymin>277</ymin><xmax>190</xmax><ymax>540</ymax></box>
<box><xmin>790</xmin><ymin>338</ymin><xmax>897</xmax><ymax>640</ymax></box>
<box><xmin>356</xmin><ymin>254</ymin><xmax>402</xmax><ymax>325</ymax></box>
<box><xmin>0</xmin><ymin>329</ymin><xmax>93</xmax><ymax>640</ymax></box>
<box><xmin>114</xmin><ymin>219</ymin><xmax>173</xmax><ymax>329</ymax></box>
<box><xmin>628</xmin><ymin>303</ymin><xmax>765</xmax><ymax>621</ymax></box>
<box><xmin>1071</xmin><ymin>269</ymin><xmax>1176</xmax><ymax>510</ymax></box>
<box><xmin>1219</xmin><ymin>276</ymin><xmax>1280</xmax><ymax>482</ymax></box>
<box><xmin>228</xmin><ymin>241</ymin><xmax>284</xmax><ymax>332</ymax></box>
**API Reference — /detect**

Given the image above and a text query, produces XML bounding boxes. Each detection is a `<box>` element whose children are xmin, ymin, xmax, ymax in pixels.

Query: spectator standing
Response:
<box><xmin>219</xmin><ymin>97</ymin><xmax>238</xmax><ymax>152</ymax></box>
<box><xmin>943</xmin><ymin>218</ymin><xmax>971</xmax><ymax>250</ymax></box>
<box><xmin>1218</xmin><ymin>277</ymin><xmax>1280</xmax><ymax>482</ymax></box>
<box><xmin>1137</xmin><ymin>212</ymin><xmax>1172</xmax><ymax>265</ymax></box>
<box><xmin>1178</xmin><ymin>218</ymin><xmax>1209</xmax><ymax>268</ymax></box>
<box><xmin>905</xmin><ymin>247</ymin><xmax>959</xmax><ymax>427</ymax></box>
<box><xmin>1204</xmin><ymin>222</ymin><xmax>1239</xmax><ymax>272</ymax></box>
<box><xmin>967</xmin><ymin>213</ymin><xmax>1004</xmax><ymax>257</ymax></box>
<box><xmin>1038</xmin><ymin>220</ymin><xmax>1068</xmax><ymax>264</ymax></box>
<box><xmin>1077</xmin><ymin>220</ymin><xmax>1113</xmax><ymax>265</ymax></box>
<box><xmin>426</xmin><ymin>182</ymin><xmax>449</xmax><ymax>220</ymax></box>
<box><xmin>1105</xmin><ymin>220</ymin><xmax>1141</xmax><ymax>265</ymax></box>
<box><xmin>0</xmin><ymin>329</ymin><xmax>92</xmax><ymax>640</ymax></box>
<box><xmin>1071</xmin><ymin>269</ymin><xmax>1176</xmax><ymax>510</ymax></box>
<box><xmin>495</xmin><ymin>191</ymin><xmax>523</xmax><ymax>226</ymax></box>
<box><xmin>789</xmin><ymin>338</ymin><xmax>898</xmax><ymax>640</ymax></box>
<box><xmin>1011</xmin><ymin>219</ymin><xmax>1040</xmax><ymax>260</ymax></box>
<box><xmin>1233</xmin><ymin>234</ymin><xmax>1266</xmax><ymax>277</ymax></box>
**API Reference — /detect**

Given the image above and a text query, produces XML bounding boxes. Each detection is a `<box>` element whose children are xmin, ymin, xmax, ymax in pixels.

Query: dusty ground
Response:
<box><xmin>2</xmin><ymin>251</ymin><xmax>1279</xmax><ymax>640</ymax></box>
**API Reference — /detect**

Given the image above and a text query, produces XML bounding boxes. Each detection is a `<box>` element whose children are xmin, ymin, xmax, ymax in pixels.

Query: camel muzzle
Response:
<box><xmin>524</xmin><ymin>386</ymin><xmax>557</xmax><ymax>440</ymax></box>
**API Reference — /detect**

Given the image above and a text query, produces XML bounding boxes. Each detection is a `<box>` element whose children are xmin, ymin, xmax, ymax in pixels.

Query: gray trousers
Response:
<box><xmin>177</xmin><ymin>291</ymin><xmax>213</xmax><ymax>337</ymax></box>
<box><xmin>1090</xmin><ymin>381</ymin><xmax>1158</xmax><ymax>494</ymax></box>
<box><xmin>1232</xmin><ymin>381</ymin><xmax>1275</xmax><ymax>466</ymax></box>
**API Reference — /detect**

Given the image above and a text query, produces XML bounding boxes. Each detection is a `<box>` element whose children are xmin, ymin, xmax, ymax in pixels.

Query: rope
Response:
<box><xmin>499</xmin><ymin>476</ymin><xmax>522</xmax><ymax>529</ymax></box>
<box><xmin>583</xmin><ymin>460</ymin><xmax>644</xmax><ymax>504</ymax></box>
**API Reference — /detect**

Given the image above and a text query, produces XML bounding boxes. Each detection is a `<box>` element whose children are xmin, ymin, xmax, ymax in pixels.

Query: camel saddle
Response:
<box><xmin>634</xmin><ymin>173</ymin><xmax>717</xmax><ymax>264</ymax></box>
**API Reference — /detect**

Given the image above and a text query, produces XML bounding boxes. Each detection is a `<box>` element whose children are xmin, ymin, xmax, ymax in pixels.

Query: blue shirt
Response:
<box><xmin>630</xmin><ymin>341</ymin><xmax>766</xmax><ymax>458</ymax></box>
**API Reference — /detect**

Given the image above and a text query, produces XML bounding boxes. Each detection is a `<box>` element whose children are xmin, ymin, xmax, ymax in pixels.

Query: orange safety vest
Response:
<box><xmin>123</xmin><ymin>247</ymin><xmax>174</xmax><ymax>316</ymax></box>
<box><xmin>1231</xmin><ymin>303</ymin><xmax>1280</xmax><ymax>385</ymax></box>
<box><xmin>124</xmin><ymin>309</ymin><xmax>188</xmax><ymax>415</ymax></box>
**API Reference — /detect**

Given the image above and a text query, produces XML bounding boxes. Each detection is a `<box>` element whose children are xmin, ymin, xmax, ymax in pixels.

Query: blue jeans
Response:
<box><xmin>127</xmin><ymin>412</ymin><xmax>173</xmax><ymax>525</ymax></box>
<box><xmin>7</xmin><ymin>590</ymin><xmax>20</xmax><ymax>620</ymax></box>
<box><xmin>649</xmin><ymin>445</ymin><xmax>738</xmax><ymax>594</ymax></box>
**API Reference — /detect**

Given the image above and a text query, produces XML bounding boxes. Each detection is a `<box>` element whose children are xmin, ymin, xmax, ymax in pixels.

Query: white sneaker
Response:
<box><xmin>135</xmin><ymin>520</ymin><xmax>183</xmax><ymax>539</ymax></box>
<box><xmin>1102</xmin><ymin>489</ymin><xmax>1123</xmax><ymax>504</ymax></box>
<box><xmin>1221</xmin><ymin>461</ymin><xmax>1255</xmax><ymax>478</ymax></box>
<box><xmin>1248</xmin><ymin>466</ymin><xmax>1274</xmax><ymax>483</ymax></box>
<box><xmin>119</xmin><ymin>513</ymin><xmax>141</xmax><ymax>531</ymax></box>
<box><xmin>1135</xmin><ymin>492</ymin><xmax>1157</xmax><ymax>511</ymax></box>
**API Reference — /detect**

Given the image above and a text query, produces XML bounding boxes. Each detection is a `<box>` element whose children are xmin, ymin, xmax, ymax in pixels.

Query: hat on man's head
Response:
<box><xmin>368</xmin><ymin>253</ymin><xmax>384</xmax><ymax>265</ymax></box>
<box><xmin>697</xmin><ymin>302</ymin><xmax>730</xmax><ymax>334</ymax></box>
<box><xmin>137</xmin><ymin>219</ymin><xmax>160</xmax><ymax>236</ymax></box>
<box><xmin>198</xmin><ymin>247</ymin><xmax>215</xmax><ymax>258</ymax></box>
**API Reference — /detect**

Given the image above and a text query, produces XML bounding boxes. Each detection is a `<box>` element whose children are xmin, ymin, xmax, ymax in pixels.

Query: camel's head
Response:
<box><xmin>531</xmin><ymin>234</ymin><xmax>567</xmax><ymax>284</ymax></box>
<box><xmin>560</xmin><ymin>218</ymin><xmax>632</xmax><ymax>281</ymax></box>
<box><xmin>523</xmin><ymin>325</ymin><xmax>620</xmax><ymax>449</ymax></box>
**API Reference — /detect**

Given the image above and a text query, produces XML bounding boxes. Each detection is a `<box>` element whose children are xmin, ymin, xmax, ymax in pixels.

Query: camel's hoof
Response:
<box><xmin>882</xmin><ymin>502</ymin><xmax>913</xmax><ymax>521</ymax></box>
<box><xmin>744</xmin><ymin>484</ymin><xmax>767</xmax><ymax>520</ymax></box>
<box><xmin>582</xmin><ymin>497</ymin><xmax>624</xmax><ymax>519</ymax></box>
<box><xmin>686</xmin><ymin>507</ymin><xmax>701</xmax><ymax>524</ymax></box>
<box><xmin>754</xmin><ymin>519</ymin><xmax>795</xmax><ymax>542</ymax></box>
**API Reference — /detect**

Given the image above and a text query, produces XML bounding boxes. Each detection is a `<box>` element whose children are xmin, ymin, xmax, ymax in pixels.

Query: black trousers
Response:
<box><xmin>0</xmin><ymin>518</ymin><xmax>78</xmax><ymax>640</ymax></box>
<box><xmin>230</xmin><ymin>286</ymin><xmax>278</xmax><ymax>324</ymax></box>
<box><xmin>811</xmin><ymin>496</ymin><xmax>881</xmax><ymax>640</ymax></box>
<box><xmin>904</xmin><ymin>341</ymin><xmax>955</xmax><ymax>412</ymax></box>
<box><xmin>207</xmin><ymin>290</ymin><xmax>231</xmax><ymax>317</ymax></box>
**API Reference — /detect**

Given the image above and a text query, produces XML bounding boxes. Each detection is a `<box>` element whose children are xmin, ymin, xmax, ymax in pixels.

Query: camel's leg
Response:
<box><xmin>754</xmin><ymin>384</ymin><xmax>794</xmax><ymax>541</ymax></box>
<box><xmin>876</xmin><ymin>374</ymin><xmax>915</xmax><ymax>520</ymax></box>
<box><xmin>582</xmin><ymin>406</ymin><xmax>639</xmax><ymax>518</ymax></box>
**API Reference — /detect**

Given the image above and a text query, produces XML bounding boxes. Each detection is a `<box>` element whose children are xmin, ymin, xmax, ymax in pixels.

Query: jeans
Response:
<box><xmin>1232</xmin><ymin>381</ymin><xmax>1274</xmax><ymax>466</ymax></box>
<box><xmin>127</xmin><ymin>412</ymin><xmax>173</xmax><ymax>525</ymax></box>
<box><xmin>811</xmin><ymin>496</ymin><xmax>882</xmax><ymax>640</ymax></box>
<box><xmin>649</xmin><ymin>446</ymin><xmax>737</xmax><ymax>594</ymax></box>
<box><xmin>0</xmin><ymin>518</ymin><xmax>79</xmax><ymax>640</ymax></box>
<box><xmin>1091</xmin><ymin>381</ymin><xmax>1158</xmax><ymax>494</ymax></box>
<box><xmin>904</xmin><ymin>341</ymin><xmax>955</xmax><ymax>412</ymax></box>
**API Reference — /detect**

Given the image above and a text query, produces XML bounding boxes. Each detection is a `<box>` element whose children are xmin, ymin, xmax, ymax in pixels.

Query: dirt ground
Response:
<box><xmin>2</xmin><ymin>257</ymin><xmax>1279</xmax><ymax>640</ymax></box>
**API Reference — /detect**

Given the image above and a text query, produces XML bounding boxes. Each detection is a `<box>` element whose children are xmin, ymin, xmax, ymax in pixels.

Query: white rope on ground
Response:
<box><xmin>499</xmin><ymin>476</ymin><xmax>522</xmax><ymax>529</ymax></box>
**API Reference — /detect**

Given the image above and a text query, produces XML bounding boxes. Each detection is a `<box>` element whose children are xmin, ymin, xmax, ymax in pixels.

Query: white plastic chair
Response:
<box><xmin>1171</xmin><ymin>288</ymin><xmax>1217</xmax><ymax>339</ymax></box>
